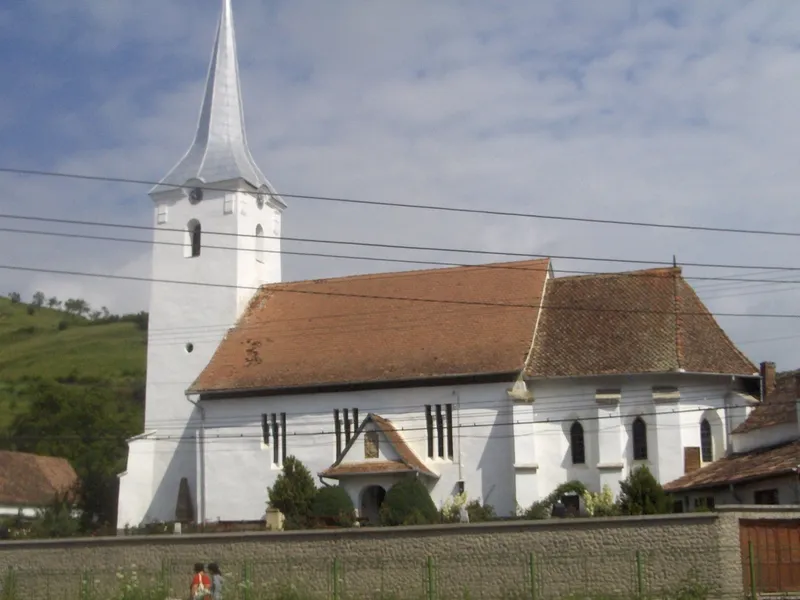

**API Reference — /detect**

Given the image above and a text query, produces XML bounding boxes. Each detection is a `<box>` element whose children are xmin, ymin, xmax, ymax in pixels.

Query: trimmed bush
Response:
<box><xmin>267</xmin><ymin>456</ymin><xmax>317</xmax><ymax>529</ymax></box>
<box><xmin>379</xmin><ymin>477</ymin><xmax>438</xmax><ymax>526</ymax></box>
<box><xmin>311</xmin><ymin>486</ymin><xmax>355</xmax><ymax>527</ymax></box>
<box><xmin>618</xmin><ymin>465</ymin><xmax>671</xmax><ymax>515</ymax></box>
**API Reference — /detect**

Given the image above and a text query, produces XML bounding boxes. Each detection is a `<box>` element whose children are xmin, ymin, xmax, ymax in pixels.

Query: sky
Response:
<box><xmin>1</xmin><ymin>0</ymin><xmax>800</xmax><ymax>369</ymax></box>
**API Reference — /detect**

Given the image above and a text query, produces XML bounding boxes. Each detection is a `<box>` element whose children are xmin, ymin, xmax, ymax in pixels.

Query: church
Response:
<box><xmin>116</xmin><ymin>0</ymin><xmax>764</xmax><ymax>529</ymax></box>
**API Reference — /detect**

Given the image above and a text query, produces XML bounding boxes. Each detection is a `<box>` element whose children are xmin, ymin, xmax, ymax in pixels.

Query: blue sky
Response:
<box><xmin>1</xmin><ymin>0</ymin><xmax>800</xmax><ymax>368</ymax></box>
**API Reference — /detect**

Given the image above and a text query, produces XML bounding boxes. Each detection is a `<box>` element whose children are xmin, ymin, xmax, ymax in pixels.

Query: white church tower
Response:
<box><xmin>116</xmin><ymin>0</ymin><xmax>285</xmax><ymax>529</ymax></box>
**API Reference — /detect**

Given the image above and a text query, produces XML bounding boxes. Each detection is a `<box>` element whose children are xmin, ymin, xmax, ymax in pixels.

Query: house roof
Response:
<box><xmin>189</xmin><ymin>259</ymin><xmax>551</xmax><ymax>394</ymax></box>
<box><xmin>0</xmin><ymin>451</ymin><xmax>78</xmax><ymax>507</ymax></box>
<box><xmin>319</xmin><ymin>413</ymin><xmax>437</xmax><ymax>479</ymax></box>
<box><xmin>663</xmin><ymin>439</ymin><xmax>800</xmax><ymax>492</ymax></box>
<box><xmin>733</xmin><ymin>371</ymin><xmax>799</xmax><ymax>434</ymax></box>
<box><xmin>189</xmin><ymin>261</ymin><xmax>758</xmax><ymax>395</ymax></box>
<box><xmin>526</xmin><ymin>267</ymin><xmax>757</xmax><ymax>378</ymax></box>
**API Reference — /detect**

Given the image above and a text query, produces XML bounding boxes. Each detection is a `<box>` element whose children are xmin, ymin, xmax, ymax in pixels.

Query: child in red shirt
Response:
<box><xmin>190</xmin><ymin>563</ymin><xmax>212</xmax><ymax>600</ymax></box>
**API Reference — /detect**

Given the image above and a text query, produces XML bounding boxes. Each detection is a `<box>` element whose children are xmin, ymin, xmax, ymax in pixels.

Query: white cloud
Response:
<box><xmin>2</xmin><ymin>0</ymin><xmax>800</xmax><ymax>368</ymax></box>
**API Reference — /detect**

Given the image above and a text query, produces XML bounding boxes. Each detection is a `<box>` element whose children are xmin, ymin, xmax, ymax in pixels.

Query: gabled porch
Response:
<box><xmin>319</xmin><ymin>413</ymin><xmax>439</xmax><ymax>524</ymax></box>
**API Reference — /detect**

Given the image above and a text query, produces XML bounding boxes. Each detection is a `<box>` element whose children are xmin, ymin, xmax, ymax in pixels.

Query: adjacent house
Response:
<box><xmin>0</xmin><ymin>450</ymin><xmax>79</xmax><ymax>518</ymax></box>
<box><xmin>665</xmin><ymin>363</ymin><xmax>800</xmax><ymax>508</ymax></box>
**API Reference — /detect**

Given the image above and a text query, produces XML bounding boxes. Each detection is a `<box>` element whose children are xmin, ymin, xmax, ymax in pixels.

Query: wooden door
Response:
<box><xmin>740</xmin><ymin>519</ymin><xmax>800</xmax><ymax>595</ymax></box>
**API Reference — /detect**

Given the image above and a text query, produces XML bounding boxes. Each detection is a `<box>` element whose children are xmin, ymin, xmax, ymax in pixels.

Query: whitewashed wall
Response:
<box><xmin>190</xmin><ymin>373</ymin><xmax>750</xmax><ymax>524</ymax></box>
<box><xmin>513</xmin><ymin>374</ymin><xmax>742</xmax><ymax>508</ymax></box>
<box><xmin>200</xmin><ymin>382</ymin><xmax>515</xmax><ymax>522</ymax></box>
<box><xmin>117</xmin><ymin>182</ymin><xmax>283</xmax><ymax>530</ymax></box>
<box><xmin>731</xmin><ymin>412</ymin><xmax>800</xmax><ymax>454</ymax></box>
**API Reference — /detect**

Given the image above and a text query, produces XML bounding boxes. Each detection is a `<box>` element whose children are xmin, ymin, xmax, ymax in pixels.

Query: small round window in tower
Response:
<box><xmin>189</xmin><ymin>187</ymin><xmax>203</xmax><ymax>204</ymax></box>
<box><xmin>185</xmin><ymin>342</ymin><xmax>194</xmax><ymax>354</ymax></box>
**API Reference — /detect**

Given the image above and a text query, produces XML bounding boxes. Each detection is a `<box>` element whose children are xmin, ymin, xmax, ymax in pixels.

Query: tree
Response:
<box><xmin>8</xmin><ymin>292</ymin><xmax>20</xmax><ymax>303</ymax></box>
<box><xmin>267</xmin><ymin>456</ymin><xmax>317</xmax><ymax>529</ymax></box>
<box><xmin>7</xmin><ymin>380</ymin><xmax>140</xmax><ymax>530</ymax></box>
<box><xmin>31</xmin><ymin>291</ymin><xmax>45</xmax><ymax>307</ymax></box>
<box><xmin>617</xmin><ymin>465</ymin><xmax>671</xmax><ymax>515</ymax></box>
<box><xmin>47</xmin><ymin>296</ymin><xmax>60</xmax><ymax>309</ymax></box>
<box><xmin>311</xmin><ymin>486</ymin><xmax>355</xmax><ymax>527</ymax></box>
<box><xmin>379</xmin><ymin>477</ymin><xmax>438</xmax><ymax>526</ymax></box>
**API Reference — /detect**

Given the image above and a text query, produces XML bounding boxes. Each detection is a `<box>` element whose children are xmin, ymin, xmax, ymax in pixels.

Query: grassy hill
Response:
<box><xmin>0</xmin><ymin>296</ymin><xmax>147</xmax><ymax>428</ymax></box>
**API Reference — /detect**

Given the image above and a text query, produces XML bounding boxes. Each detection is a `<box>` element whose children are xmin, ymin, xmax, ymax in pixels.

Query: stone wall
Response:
<box><xmin>0</xmin><ymin>507</ymin><xmax>798</xmax><ymax>599</ymax></box>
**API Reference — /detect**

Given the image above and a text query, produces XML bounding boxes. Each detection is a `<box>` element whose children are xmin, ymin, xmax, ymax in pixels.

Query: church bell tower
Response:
<box><xmin>116</xmin><ymin>0</ymin><xmax>285</xmax><ymax>529</ymax></box>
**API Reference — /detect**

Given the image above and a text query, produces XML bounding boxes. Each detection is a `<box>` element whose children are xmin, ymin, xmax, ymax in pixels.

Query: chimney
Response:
<box><xmin>760</xmin><ymin>361</ymin><xmax>776</xmax><ymax>400</ymax></box>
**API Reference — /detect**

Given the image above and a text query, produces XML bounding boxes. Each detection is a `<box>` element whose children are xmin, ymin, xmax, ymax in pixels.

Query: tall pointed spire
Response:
<box><xmin>150</xmin><ymin>0</ymin><xmax>272</xmax><ymax>196</ymax></box>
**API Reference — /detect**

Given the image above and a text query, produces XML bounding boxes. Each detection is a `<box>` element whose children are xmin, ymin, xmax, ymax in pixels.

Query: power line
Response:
<box><xmin>2</xmin><ymin>165</ymin><xmax>800</xmax><ymax>238</ymax></box>
<box><xmin>8</xmin><ymin>219</ymin><xmax>800</xmax><ymax>292</ymax></box>
<box><xmin>7</xmin><ymin>261</ymin><xmax>800</xmax><ymax>319</ymax></box>
<box><xmin>4</xmin><ymin>397</ymin><xmax>790</xmax><ymax>444</ymax></box>
<box><xmin>6</xmin><ymin>213</ymin><xmax>800</xmax><ymax>277</ymax></box>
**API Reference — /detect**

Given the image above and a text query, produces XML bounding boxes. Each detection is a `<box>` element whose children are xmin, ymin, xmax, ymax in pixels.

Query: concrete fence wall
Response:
<box><xmin>0</xmin><ymin>506</ymin><xmax>798</xmax><ymax>599</ymax></box>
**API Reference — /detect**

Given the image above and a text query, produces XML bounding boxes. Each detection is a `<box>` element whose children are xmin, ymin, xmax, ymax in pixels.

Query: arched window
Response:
<box><xmin>632</xmin><ymin>417</ymin><xmax>647</xmax><ymax>461</ymax></box>
<box><xmin>255</xmin><ymin>224</ymin><xmax>264</xmax><ymax>263</ymax></box>
<box><xmin>186</xmin><ymin>220</ymin><xmax>201</xmax><ymax>258</ymax></box>
<box><xmin>570</xmin><ymin>421</ymin><xmax>585</xmax><ymax>464</ymax></box>
<box><xmin>700</xmin><ymin>419</ymin><xmax>713</xmax><ymax>462</ymax></box>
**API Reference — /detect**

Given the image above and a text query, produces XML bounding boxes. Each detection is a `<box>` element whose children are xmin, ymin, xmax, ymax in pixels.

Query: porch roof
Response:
<box><xmin>318</xmin><ymin>413</ymin><xmax>438</xmax><ymax>480</ymax></box>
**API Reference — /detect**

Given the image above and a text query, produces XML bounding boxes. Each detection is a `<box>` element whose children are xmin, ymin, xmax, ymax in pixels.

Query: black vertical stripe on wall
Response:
<box><xmin>271</xmin><ymin>413</ymin><xmax>279</xmax><ymax>465</ymax></box>
<box><xmin>261</xmin><ymin>413</ymin><xmax>269</xmax><ymax>445</ymax></box>
<box><xmin>435</xmin><ymin>404</ymin><xmax>444</xmax><ymax>458</ymax></box>
<box><xmin>445</xmin><ymin>403</ymin><xmax>454</xmax><ymax>459</ymax></box>
<box><xmin>334</xmin><ymin>409</ymin><xmax>341</xmax><ymax>458</ymax></box>
<box><xmin>425</xmin><ymin>406</ymin><xmax>433</xmax><ymax>458</ymax></box>
<box><xmin>280</xmin><ymin>412</ymin><xmax>287</xmax><ymax>466</ymax></box>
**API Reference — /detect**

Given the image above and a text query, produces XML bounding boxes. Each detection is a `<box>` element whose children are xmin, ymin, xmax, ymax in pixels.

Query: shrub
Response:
<box><xmin>311</xmin><ymin>486</ymin><xmax>355</xmax><ymax>527</ymax></box>
<box><xmin>267</xmin><ymin>456</ymin><xmax>317</xmax><ymax>529</ymax></box>
<box><xmin>618</xmin><ymin>465</ymin><xmax>671</xmax><ymax>515</ymax></box>
<box><xmin>441</xmin><ymin>493</ymin><xmax>496</xmax><ymax>523</ymax></box>
<box><xmin>581</xmin><ymin>484</ymin><xmax>620</xmax><ymax>517</ymax></box>
<box><xmin>58</xmin><ymin>320</ymin><xmax>69</xmax><ymax>331</ymax></box>
<box><xmin>379</xmin><ymin>477</ymin><xmax>438</xmax><ymax>526</ymax></box>
<box><xmin>466</xmin><ymin>499</ymin><xmax>496</xmax><ymax>522</ymax></box>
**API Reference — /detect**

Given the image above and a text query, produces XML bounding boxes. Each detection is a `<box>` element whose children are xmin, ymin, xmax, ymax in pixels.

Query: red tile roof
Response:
<box><xmin>664</xmin><ymin>439</ymin><xmax>800</xmax><ymax>492</ymax></box>
<box><xmin>319</xmin><ymin>413</ymin><xmax>436</xmax><ymax>479</ymax></box>
<box><xmin>190</xmin><ymin>259</ymin><xmax>550</xmax><ymax>393</ymax></box>
<box><xmin>189</xmin><ymin>262</ymin><xmax>757</xmax><ymax>394</ymax></box>
<box><xmin>526</xmin><ymin>267</ymin><xmax>757</xmax><ymax>378</ymax></box>
<box><xmin>0</xmin><ymin>451</ymin><xmax>78</xmax><ymax>507</ymax></box>
<box><xmin>733</xmin><ymin>371</ymin><xmax>799</xmax><ymax>434</ymax></box>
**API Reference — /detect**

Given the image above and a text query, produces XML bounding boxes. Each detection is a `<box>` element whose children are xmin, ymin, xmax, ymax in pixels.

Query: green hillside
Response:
<box><xmin>0</xmin><ymin>296</ymin><xmax>147</xmax><ymax>427</ymax></box>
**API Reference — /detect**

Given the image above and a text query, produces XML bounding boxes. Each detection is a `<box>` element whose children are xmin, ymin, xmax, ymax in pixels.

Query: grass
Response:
<box><xmin>0</xmin><ymin>297</ymin><xmax>146</xmax><ymax>427</ymax></box>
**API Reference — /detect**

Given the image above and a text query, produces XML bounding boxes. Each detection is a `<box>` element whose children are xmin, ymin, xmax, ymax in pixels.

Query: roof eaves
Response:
<box><xmin>192</xmin><ymin>370</ymin><xmax>520</xmax><ymax>398</ymax></box>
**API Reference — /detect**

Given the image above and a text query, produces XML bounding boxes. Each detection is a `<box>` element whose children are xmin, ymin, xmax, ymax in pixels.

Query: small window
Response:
<box><xmin>570</xmin><ymin>421</ymin><xmax>585</xmax><ymax>465</ymax></box>
<box><xmin>186</xmin><ymin>220</ymin><xmax>201</xmax><ymax>258</ymax></box>
<box><xmin>364</xmin><ymin>430</ymin><xmax>379</xmax><ymax>459</ymax></box>
<box><xmin>632</xmin><ymin>417</ymin><xmax>648</xmax><ymax>461</ymax></box>
<box><xmin>694</xmin><ymin>496</ymin><xmax>715</xmax><ymax>511</ymax></box>
<box><xmin>754</xmin><ymin>489</ymin><xmax>779</xmax><ymax>505</ymax></box>
<box><xmin>700</xmin><ymin>419</ymin><xmax>713</xmax><ymax>462</ymax></box>
<box><xmin>255</xmin><ymin>224</ymin><xmax>264</xmax><ymax>263</ymax></box>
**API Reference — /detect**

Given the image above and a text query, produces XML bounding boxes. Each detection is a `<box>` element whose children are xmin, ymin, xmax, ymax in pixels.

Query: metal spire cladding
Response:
<box><xmin>150</xmin><ymin>0</ymin><xmax>272</xmax><ymax>196</ymax></box>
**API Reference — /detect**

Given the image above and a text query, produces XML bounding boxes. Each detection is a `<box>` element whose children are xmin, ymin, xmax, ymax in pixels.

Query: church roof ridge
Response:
<box><xmin>150</xmin><ymin>0</ymin><xmax>276</xmax><ymax>197</ymax></box>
